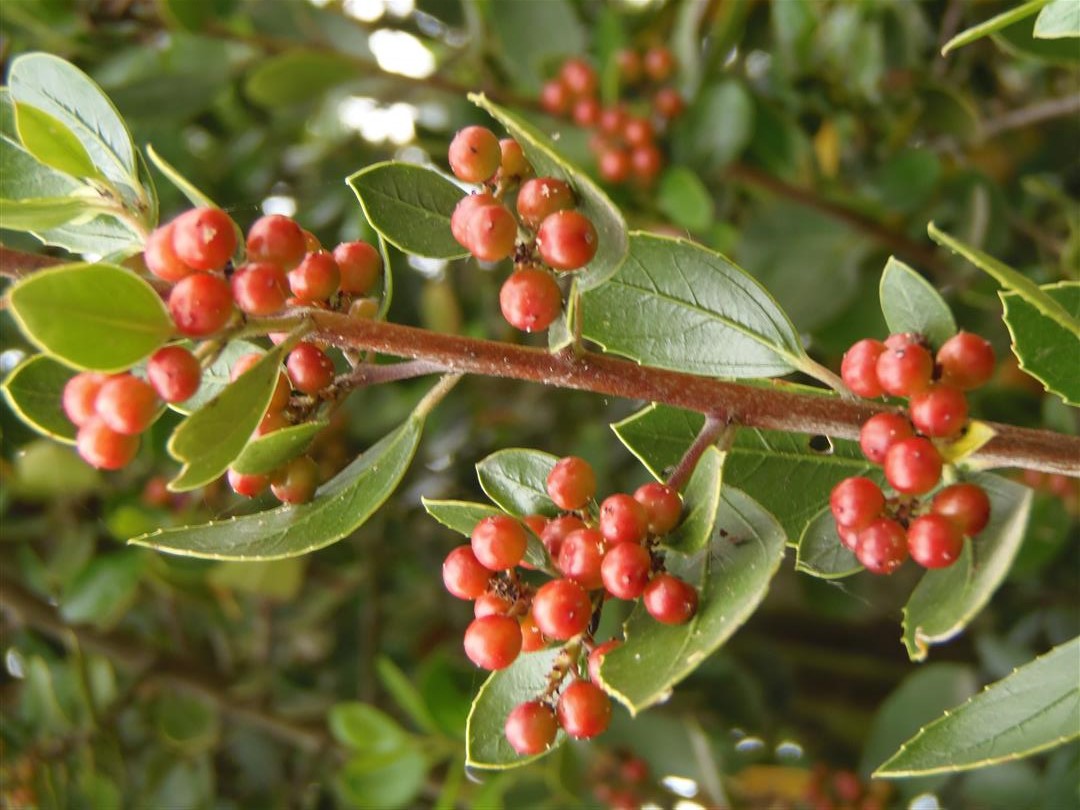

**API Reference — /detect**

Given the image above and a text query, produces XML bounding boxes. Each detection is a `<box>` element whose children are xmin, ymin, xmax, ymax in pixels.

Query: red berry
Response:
<box><xmin>630</xmin><ymin>145</ymin><xmax>663</xmax><ymax>184</ymax></box>
<box><xmin>601</xmin><ymin>542</ymin><xmax>652</xmax><ymax>600</ymax></box>
<box><xmin>572</xmin><ymin>97</ymin><xmax>601</xmax><ymax>127</ymax></box>
<box><xmin>255</xmin><ymin>409</ymin><xmax>290</xmax><ymax>437</ymax></box>
<box><xmin>523</xmin><ymin>514</ymin><xmax>549</xmax><ymax>537</ymax></box>
<box><xmin>884</xmin><ymin>437</ymin><xmax>943</xmax><ymax>495</ymax></box>
<box><xmin>859</xmin><ymin>412</ymin><xmax>914</xmax><ymax>464</ymax></box>
<box><xmin>471</xmin><ymin>514</ymin><xmax>528</xmax><ymax>570</ymax></box>
<box><xmin>76</xmin><ymin>417</ymin><xmax>139</xmax><ymax>470</ymax></box>
<box><xmin>907</xmin><ymin>514</ymin><xmax>963</xmax><ymax>569</ymax></box>
<box><xmin>837</xmin><ymin>524</ymin><xmax>860</xmax><ymax>551</ymax></box>
<box><xmin>599</xmin><ymin>493</ymin><xmax>649</xmax><ymax>545</ymax></box>
<box><xmin>516</xmin><ymin>178</ymin><xmax>575</xmax><ymax>229</ymax></box>
<box><xmin>228</xmin><ymin>468</ymin><xmax>269</xmax><ymax>498</ymax></box>
<box><xmin>505</xmin><ymin>701</ymin><xmax>558</xmax><ymax>755</ymax></box>
<box><xmin>909</xmin><ymin>385</ymin><xmax>969</xmax><ymax>439</ymax></box>
<box><xmin>643</xmin><ymin>46</ymin><xmax>675</xmax><ymax>82</ymax></box>
<box><xmin>464</xmin><ymin>614</ymin><xmax>522</xmax><ymax>670</ymax></box>
<box><xmin>62</xmin><ymin>372</ymin><xmax>107</xmax><ymax>427</ymax></box>
<box><xmin>829</xmin><ymin>476</ymin><xmax>885</xmax><ymax>530</ymax></box>
<box><xmin>557</xmin><ymin>680</ymin><xmax>611</xmax><ymax>739</ymax></box>
<box><xmin>622</xmin><ymin>117</ymin><xmax>654</xmax><ymax>148</ymax></box>
<box><xmin>931</xmin><ymin>483</ymin><xmax>991</xmax><ymax>536</ymax></box>
<box><xmin>643</xmin><ymin>574</ymin><xmax>698</xmax><ymax>624</ymax></box>
<box><xmin>168</xmin><ymin>272</ymin><xmax>235</xmax><ymax>336</ymax></box>
<box><xmin>588</xmin><ymin>639</ymin><xmax>621</xmax><ymax>684</ymax></box>
<box><xmin>474</xmin><ymin>592</ymin><xmax>514</xmax><ymax>618</ymax></box>
<box><xmin>520</xmin><ymin>612</ymin><xmax>546</xmax><ymax>652</ymax></box>
<box><xmin>598</xmin><ymin>148</ymin><xmax>632</xmax><ymax>183</ymax></box>
<box><xmin>270</xmin><ymin>455</ymin><xmax>319</xmax><ymax>504</ymax></box>
<box><xmin>448</xmin><ymin>126</ymin><xmax>501</xmax><ymax>184</ymax></box>
<box><xmin>348</xmin><ymin>297</ymin><xmax>379</xmax><ymax>320</ymax></box>
<box><xmin>144</xmin><ymin>223</ymin><xmax>192</xmax><ymax>282</ymax></box>
<box><xmin>559</xmin><ymin>58</ymin><xmax>598</xmax><ymax>98</ymax></box>
<box><xmin>246</xmin><ymin>214</ymin><xmax>306</xmax><ymax>270</ymax></box>
<box><xmin>557</xmin><ymin>528</ymin><xmax>606</xmax><ymax>590</ymax></box>
<box><xmin>147</xmin><ymin>346</ymin><xmax>200</xmax><ymax>404</ymax></box>
<box><xmin>334</xmin><ymin>241</ymin><xmax>382</xmax><ymax>295</ymax></box>
<box><xmin>540</xmin><ymin>515</ymin><xmax>587</xmax><ymax>560</ymax></box>
<box><xmin>855</xmin><ymin>518</ymin><xmax>908</xmax><ymax>574</ymax></box>
<box><xmin>537</xmin><ymin>211</ymin><xmax>598</xmax><ymax>271</ymax></box>
<box><xmin>531</xmin><ymin>578</ymin><xmax>592</xmax><ymax>640</ymax></box>
<box><xmin>598</xmin><ymin>105</ymin><xmax>627</xmax><ymax>136</ymax></box>
<box><xmin>286</xmin><ymin>342</ymin><xmax>335</xmax><ymax>394</ymax></box>
<box><xmin>653</xmin><ymin>87</ymin><xmax>684</xmax><ymax>119</ymax></box>
<box><xmin>232</xmin><ymin>261</ymin><xmax>289</xmax><ymax>315</ymax></box>
<box><xmin>288</xmin><ymin>251</ymin><xmax>340</xmax><ymax>302</ymax></box>
<box><xmin>465</xmin><ymin>203</ymin><xmax>517</xmax><ymax>262</ymax></box>
<box><xmin>633</xmin><ymin>482</ymin><xmax>682</xmax><ymax>535</ymax></box>
<box><xmin>876</xmin><ymin>343</ymin><xmax>933</xmax><ymax>397</ymax></box>
<box><xmin>540</xmin><ymin>79</ymin><xmax>571</xmax><ymax>116</ymax></box>
<box><xmin>500</xmin><ymin>267</ymin><xmax>562</xmax><ymax>332</ymax></box>
<box><xmin>498</xmin><ymin>138</ymin><xmax>531</xmax><ymax>182</ymax></box>
<box><xmin>301</xmin><ymin>229</ymin><xmax>321</xmax><ymax>252</ymax></box>
<box><xmin>95</xmin><ymin>374</ymin><xmax>158</xmax><ymax>435</ymax></box>
<box><xmin>546</xmin><ymin>456</ymin><xmax>596</xmax><ymax>510</ymax></box>
<box><xmin>442</xmin><ymin>545</ymin><xmax>491</xmax><ymax>599</ymax></box>
<box><xmin>937</xmin><ymin>332</ymin><xmax>995</xmax><ymax>390</ymax></box>
<box><xmin>230</xmin><ymin>354</ymin><xmax>290</xmax><ymax>412</ymax></box>
<box><xmin>885</xmin><ymin>332</ymin><xmax>921</xmax><ymax>349</ymax></box>
<box><xmin>171</xmin><ymin>207</ymin><xmax>237</xmax><ymax>271</ymax></box>
<box><xmin>841</xmin><ymin>339</ymin><xmax>886</xmax><ymax>398</ymax></box>
<box><xmin>615</xmin><ymin>49</ymin><xmax>642</xmax><ymax>83</ymax></box>
<box><xmin>451</xmin><ymin>193</ymin><xmax>498</xmax><ymax>250</ymax></box>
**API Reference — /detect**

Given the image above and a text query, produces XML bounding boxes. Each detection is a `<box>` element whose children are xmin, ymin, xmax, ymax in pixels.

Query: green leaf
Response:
<box><xmin>154</xmin><ymin>694</ymin><xmax>220</xmax><ymax>755</ymax></box>
<box><xmin>166</xmin><ymin>345</ymin><xmax>288</xmax><ymax>492</ymax></box>
<box><xmin>336</xmin><ymin>747</ymin><xmax>427</xmax><ymax>810</ymax></box>
<box><xmin>876</xmin><ymin>638</ymin><xmax>1080</xmax><ymax>777</ymax></box>
<box><xmin>206</xmin><ymin>558</ymin><xmax>307</xmax><ymax>602</ymax></box>
<box><xmin>60</xmin><ymin>551</ymin><xmax>145</xmax><ymax>629</ymax></box>
<box><xmin>347</xmin><ymin>162</ymin><xmax>467</xmax><ymax>260</ymax></box>
<box><xmin>1</xmin><ymin>354</ymin><xmax>78</xmax><ymax>444</ymax></box>
<box><xmin>0</xmin><ymin>196</ymin><xmax>97</xmax><ymax>231</ymax></box>
<box><xmin>11</xmin><ymin>440</ymin><xmax>100</xmax><ymax>501</ymax></box>
<box><xmin>475</xmin><ymin>448</ymin><xmax>559</xmax><ymax>517</ymax></box>
<box><xmin>8</xmin><ymin>53</ymin><xmax>137</xmax><ymax>187</ymax></box>
<box><xmin>7</xmin><ymin>263</ymin><xmax>173</xmax><ymax>372</ymax></box>
<box><xmin>466</xmin><ymin>647</ymin><xmax>566</xmax><ymax>769</ymax></box>
<box><xmin>663</xmin><ymin>447</ymin><xmax>724</xmax><ymax>554</ymax></box>
<box><xmin>940</xmin><ymin>0</ymin><xmax>1048</xmax><ymax>55</ymax></box>
<box><xmin>1</xmin><ymin>93</ymin><xmax>82</xmax><ymax>204</ymax></box>
<box><xmin>488</xmin><ymin>0</ymin><xmax>586</xmax><ymax>93</ymax></box>
<box><xmin>796</xmin><ymin>506</ymin><xmax>862</xmax><ymax>579</ymax></box>
<box><xmin>14</xmin><ymin>103</ymin><xmax>100</xmax><ymax>180</ymax></box>
<box><xmin>421</xmin><ymin>498</ymin><xmax>554</xmax><ymax>573</ymax></box>
<box><xmin>656</xmin><ymin>166</ymin><xmax>715</xmax><ymax>232</ymax></box>
<box><xmin>131</xmin><ymin>414</ymin><xmax>422</xmax><ymax>559</ymax></box>
<box><xmin>468</xmin><ymin>93</ymin><xmax>629</xmax><ymax>291</ymax></box>
<box><xmin>599</xmin><ymin>487</ymin><xmax>786</xmax><ymax>714</ymax></box>
<box><xmin>581</xmin><ymin>233</ymin><xmax>806</xmax><ymax>378</ymax></box>
<box><xmin>375</xmin><ymin>657</ymin><xmax>440</xmax><ymax>735</ymax></box>
<box><xmin>329</xmin><ymin>702</ymin><xmax>411</xmax><ymax>756</ymax></box>
<box><xmin>878</xmin><ymin>256</ymin><xmax>957</xmax><ymax>348</ymax></box>
<box><xmin>245</xmin><ymin>51</ymin><xmax>360</xmax><ymax>107</ymax></box>
<box><xmin>168</xmin><ymin>339</ymin><xmax>262</xmax><ymax>416</ymax></box>
<box><xmin>994</xmin><ymin>9</ymin><xmax>1080</xmax><ymax>63</ymax></box>
<box><xmin>929</xmin><ymin>223</ymin><xmax>1079</xmax><ymax>339</ymax></box>
<box><xmin>229</xmin><ymin>421</ymin><xmax>328</xmax><ymax>475</ymax></box>
<box><xmin>1034</xmin><ymin>0</ymin><xmax>1080</xmax><ymax>38</ymax></box>
<box><xmin>672</xmin><ymin>80</ymin><xmax>754</xmax><ymax>171</ymax></box>
<box><xmin>1001</xmin><ymin>282</ymin><xmax>1080</xmax><ymax>406</ymax></box>
<box><xmin>146</xmin><ymin>143</ymin><xmax>217</xmax><ymax>209</ymax></box>
<box><xmin>902</xmin><ymin>473</ymin><xmax>1033</xmax><ymax>661</ymax></box>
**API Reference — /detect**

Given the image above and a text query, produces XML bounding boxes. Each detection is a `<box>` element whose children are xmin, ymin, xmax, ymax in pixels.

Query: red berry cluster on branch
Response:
<box><xmin>539</xmin><ymin>49</ymin><xmax>684</xmax><ymax>187</ymax></box>
<box><xmin>833</xmin><ymin>331</ymin><xmax>997</xmax><ymax>573</ymax></box>
<box><xmin>447</xmin><ymin>128</ymin><xmax>599</xmax><ymax>333</ymax></box>
<box><xmin>441</xmin><ymin>456</ymin><xmax>696</xmax><ymax>755</ymax></box>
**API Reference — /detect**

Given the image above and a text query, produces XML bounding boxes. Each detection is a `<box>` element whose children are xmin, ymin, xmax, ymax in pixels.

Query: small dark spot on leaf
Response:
<box><xmin>808</xmin><ymin>435</ymin><xmax>833</xmax><ymax>454</ymax></box>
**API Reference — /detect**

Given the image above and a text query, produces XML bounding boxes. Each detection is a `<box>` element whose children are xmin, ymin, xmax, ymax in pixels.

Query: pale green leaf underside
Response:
<box><xmin>940</xmin><ymin>0</ymin><xmax>1047</xmax><ymax>55</ymax></box>
<box><xmin>796</xmin><ymin>505</ymin><xmax>862</xmax><ymax>579</ymax></box>
<box><xmin>1000</xmin><ymin>282</ymin><xmax>1080</xmax><ymax>407</ymax></box>
<box><xmin>146</xmin><ymin>144</ymin><xmax>217</xmax><ymax>210</ymax></box>
<box><xmin>662</xmin><ymin>446</ymin><xmax>724</xmax><ymax>554</ymax></box>
<box><xmin>0</xmin><ymin>196</ymin><xmax>98</xmax><ymax>231</ymax></box>
<box><xmin>1</xmin><ymin>354</ymin><xmax>78</xmax><ymax>444</ymax></box>
<box><xmin>876</xmin><ymin>637</ymin><xmax>1080</xmax><ymax>777</ymax></box>
<box><xmin>1034</xmin><ymin>0</ymin><xmax>1080</xmax><ymax>38</ymax></box>
<box><xmin>879</xmin><ymin>256</ymin><xmax>957</xmax><ymax>348</ymax></box>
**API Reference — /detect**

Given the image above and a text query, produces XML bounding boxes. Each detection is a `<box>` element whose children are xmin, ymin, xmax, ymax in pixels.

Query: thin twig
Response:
<box><xmin>666</xmin><ymin>415</ymin><xmax>731</xmax><ymax>491</ymax></box>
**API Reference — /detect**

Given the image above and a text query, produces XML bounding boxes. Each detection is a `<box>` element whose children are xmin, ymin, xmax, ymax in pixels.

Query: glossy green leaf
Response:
<box><xmin>877</xmin><ymin>638</ymin><xmax>1080</xmax><ymax>777</ymax></box>
<box><xmin>347</xmin><ymin>162</ymin><xmax>467</xmax><ymax>260</ymax></box>
<box><xmin>245</xmin><ymin>51</ymin><xmax>359</xmax><ymax>107</ymax></box>
<box><xmin>14</xmin><ymin>103</ymin><xmax>99</xmax><ymax>180</ymax></box>
<box><xmin>131</xmin><ymin>414</ymin><xmax>422</xmax><ymax>559</ymax></box>
<box><xmin>940</xmin><ymin>0</ymin><xmax>1047</xmax><ymax>55</ymax></box>
<box><xmin>1001</xmin><ymin>282</ymin><xmax>1080</xmax><ymax>406</ymax></box>
<box><xmin>229</xmin><ymin>421</ymin><xmax>328</xmax><ymax>475</ymax></box>
<box><xmin>599</xmin><ymin>487</ymin><xmax>786</xmax><ymax>714</ymax></box>
<box><xmin>335</xmin><ymin>747</ymin><xmax>427</xmax><ymax>810</ymax></box>
<box><xmin>879</xmin><ymin>256</ymin><xmax>957</xmax><ymax>348</ymax></box>
<box><xmin>475</xmin><ymin>448</ymin><xmax>560</xmax><ymax>518</ymax></box>
<box><xmin>7</xmin><ymin>263</ymin><xmax>173</xmax><ymax>372</ymax></box>
<box><xmin>60</xmin><ymin>550</ymin><xmax>145</xmax><ymax>629</ymax></box>
<box><xmin>0</xmin><ymin>196</ymin><xmax>96</xmax><ymax>231</ymax></box>
<box><xmin>1034</xmin><ymin>0</ymin><xmax>1080</xmax><ymax>38</ymax></box>
<box><xmin>930</xmin><ymin>223</ymin><xmax>1079</xmax><ymax>338</ymax></box>
<box><xmin>1</xmin><ymin>354</ymin><xmax>78</xmax><ymax>444</ymax></box>
<box><xmin>488</xmin><ymin>0</ymin><xmax>586</xmax><ymax>93</ymax></box>
<box><xmin>657</xmin><ymin>166</ymin><xmax>715</xmax><ymax>232</ymax></box>
<box><xmin>8</xmin><ymin>52</ymin><xmax>137</xmax><ymax>187</ymax></box>
<box><xmin>582</xmin><ymin>233</ymin><xmax>806</xmax><ymax>378</ymax></box>
<box><xmin>421</xmin><ymin>498</ymin><xmax>554</xmax><ymax>573</ymax></box>
<box><xmin>1</xmin><ymin>93</ymin><xmax>82</xmax><ymax>204</ymax></box>
<box><xmin>167</xmin><ymin>345</ymin><xmax>288</xmax><ymax>492</ymax></box>
<box><xmin>330</xmin><ymin>702</ymin><xmax>411</xmax><ymax>755</ymax></box>
<box><xmin>466</xmin><ymin>647</ymin><xmax>566</xmax><ymax>769</ymax></box>
<box><xmin>169</xmin><ymin>339</ymin><xmax>262</xmax><ymax>416</ymax></box>
<box><xmin>902</xmin><ymin>473</ymin><xmax>1033</xmax><ymax>661</ymax></box>
<box><xmin>796</xmin><ymin>505</ymin><xmax>862</xmax><ymax>579</ymax></box>
<box><xmin>146</xmin><ymin>143</ymin><xmax>217</xmax><ymax>209</ymax></box>
<box><xmin>663</xmin><ymin>447</ymin><xmax>724</xmax><ymax>554</ymax></box>
<box><xmin>468</xmin><ymin>93</ymin><xmax>629</xmax><ymax>291</ymax></box>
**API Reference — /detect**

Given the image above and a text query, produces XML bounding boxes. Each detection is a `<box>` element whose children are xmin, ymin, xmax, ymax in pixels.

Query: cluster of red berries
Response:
<box><xmin>447</xmin><ymin>126</ymin><xmax>599</xmax><ymax>333</ymax></box>
<box><xmin>802</xmin><ymin>764</ymin><xmax>888</xmax><ymax>810</ymax></box>
<box><xmin>441</xmin><ymin>455</ymin><xmax>697</xmax><ymax>755</ymax></box>
<box><xmin>539</xmin><ymin>50</ymin><xmax>684</xmax><ymax>187</ymax></box>
<box><xmin>832</xmin><ymin>331</ymin><xmax>997</xmax><ymax>574</ymax></box>
<box><xmin>589</xmin><ymin>749</ymin><xmax>652</xmax><ymax>810</ymax></box>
